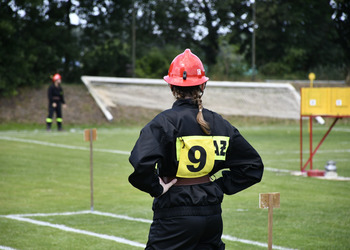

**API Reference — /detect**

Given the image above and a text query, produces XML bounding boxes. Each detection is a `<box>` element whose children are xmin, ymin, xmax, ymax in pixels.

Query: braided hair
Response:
<box><xmin>171</xmin><ymin>84</ymin><xmax>211</xmax><ymax>135</ymax></box>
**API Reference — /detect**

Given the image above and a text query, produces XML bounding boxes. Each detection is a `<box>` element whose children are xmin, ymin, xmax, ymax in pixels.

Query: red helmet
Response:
<box><xmin>52</xmin><ymin>73</ymin><xmax>61</xmax><ymax>82</ymax></box>
<box><xmin>164</xmin><ymin>49</ymin><xmax>209</xmax><ymax>87</ymax></box>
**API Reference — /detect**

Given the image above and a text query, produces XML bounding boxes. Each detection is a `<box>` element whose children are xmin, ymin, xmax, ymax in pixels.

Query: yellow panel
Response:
<box><xmin>301</xmin><ymin>87</ymin><xmax>350</xmax><ymax>116</ymax></box>
<box><xmin>330</xmin><ymin>88</ymin><xmax>350</xmax><ymax>115</ymax></box>
<box><xmin>301</xmin><ymin>88</ymin><xmax>330</xmax><ymax>115</ymax></box>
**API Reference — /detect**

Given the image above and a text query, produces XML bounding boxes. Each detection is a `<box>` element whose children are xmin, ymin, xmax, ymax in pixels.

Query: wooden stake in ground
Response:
<box><xmin>84</xmin><ymin>128</ymin><xmax>97</xmax><ymax>211</ymax></box>
<box><xmin>259</xmin><ymin>193</ymin><xmax>280</xmax><ymax>250</ymax></box>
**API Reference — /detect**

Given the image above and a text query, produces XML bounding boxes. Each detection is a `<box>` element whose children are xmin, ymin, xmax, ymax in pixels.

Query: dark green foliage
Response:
<box><xmin>0</xmin><ymin>0</ymin><xmax>349</xmax><ymax>95</ymax></box>
<box><xmin>249</xmin><ymin>0</ymin><xmax>347</xmax><ymax>79</ymax></box>
<box><xmin>82</xmin><ymin>39</ymin><xmax>131</xmax><ymax>77</ymax></box>
<box><xmin>135</xmin><ymin>45</ymin><xmax>183</xmax><ymax>78</ymax></box>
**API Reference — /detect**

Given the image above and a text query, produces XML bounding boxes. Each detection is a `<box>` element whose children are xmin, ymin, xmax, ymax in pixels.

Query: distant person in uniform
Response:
<box><xmin>46</xmin><ymin>73</ymin><xmax>66</xmax><ymax>131</ymax></box>
<box><xmin>128</xmin><ymin>49</ymin><xmax>264</xmax><ymax>249</ymax></box>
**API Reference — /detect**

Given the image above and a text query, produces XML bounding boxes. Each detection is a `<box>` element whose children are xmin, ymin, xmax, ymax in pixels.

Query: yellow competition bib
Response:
<box><xmin>176</xmin><ymin>136</ymin><xmax>229</xmax><ymax>178</ymax></box>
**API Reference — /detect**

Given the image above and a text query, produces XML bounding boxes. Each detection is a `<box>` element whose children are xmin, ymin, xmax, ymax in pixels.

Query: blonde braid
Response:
<box><xmin>195</xmin><ymin>92</ymin><xmax>211</xmax><ymax>135</ymax></box>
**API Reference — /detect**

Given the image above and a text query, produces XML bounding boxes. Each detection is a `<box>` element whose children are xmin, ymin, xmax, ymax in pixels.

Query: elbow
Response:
<box><xmin>255</xmin><ymin>161</ymin><xmax>264</xmax><ymax>183</ymax></box>
<box><xmin>247</xmin><ymin>161</ymin><xmax>264</xmax><ymax>184</ymax></box>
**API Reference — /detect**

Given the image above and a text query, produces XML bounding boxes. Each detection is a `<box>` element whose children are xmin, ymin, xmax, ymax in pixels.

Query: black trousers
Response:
<box><xmin>46</xmin><ymin>103</ymin><xmax>62</xmax><ymax>129</ymax></box>
<box><xmin>146</xmin><ymin>214</ymin><xmax>225</xmax><ymax>250</ymax></box>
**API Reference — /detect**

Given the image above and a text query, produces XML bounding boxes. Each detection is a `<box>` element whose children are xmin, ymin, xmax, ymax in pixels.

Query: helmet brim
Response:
<box><xmin>163</xmin><ymin>76</ymin><xmax>209</xmax><ymax>87</ymax></box>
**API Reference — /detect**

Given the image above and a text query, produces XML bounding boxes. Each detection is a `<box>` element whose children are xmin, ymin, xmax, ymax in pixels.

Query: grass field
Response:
<box><xmin>0</xmin><ymin>120</ymin><xmax>349</xmax><ymax>250</ymax></box>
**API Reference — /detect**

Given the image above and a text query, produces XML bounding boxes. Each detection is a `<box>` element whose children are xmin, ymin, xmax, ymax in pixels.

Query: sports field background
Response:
<box><xmin>0</xmin><ymin>120</ymin><xmax>349</xmax><ymax>249</ymax></box>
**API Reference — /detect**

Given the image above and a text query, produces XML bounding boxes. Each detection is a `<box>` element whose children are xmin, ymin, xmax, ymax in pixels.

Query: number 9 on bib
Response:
<box><xmin>176</xmin><ymin>136</ymin><xmax>216</xmax><ymax>178</ymax></box>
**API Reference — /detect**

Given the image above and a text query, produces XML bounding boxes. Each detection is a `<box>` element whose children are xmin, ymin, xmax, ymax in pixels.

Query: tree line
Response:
<box><xmin>0</xmin><ymin>0</ymin><xmax>349</xmax><ymax>95</ymax></box>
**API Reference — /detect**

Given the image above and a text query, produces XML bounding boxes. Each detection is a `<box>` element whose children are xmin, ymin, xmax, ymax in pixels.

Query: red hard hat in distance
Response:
<box><xmin>52</xmin><ymin>73</ymin><xmax>61</xmax><ymax>82</ymax></box>
<box><xmin>164</xmin><ymin>49</ymin><xmax>209</xmax><ymax>87</ymax></box>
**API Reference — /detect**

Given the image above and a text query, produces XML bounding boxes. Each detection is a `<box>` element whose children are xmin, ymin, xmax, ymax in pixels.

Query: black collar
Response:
<box><xmin>172</xmin><ymin>98</ymin><xmax>197</xmax><ymax>109</ymax></box>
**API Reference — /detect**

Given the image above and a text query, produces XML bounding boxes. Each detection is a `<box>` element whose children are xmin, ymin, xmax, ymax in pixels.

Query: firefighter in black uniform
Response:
<box><xmin>129</xmin><ymin>49</ymin><xmax>264</xmax><ymax>249</ymax></box>
<box><xmin>46</xmin><ymin>73</ymin><xmax>66</xmax><ymax>131</ymax></box>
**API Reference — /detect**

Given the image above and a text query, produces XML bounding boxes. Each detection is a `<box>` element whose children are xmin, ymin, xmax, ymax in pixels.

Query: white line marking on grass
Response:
<box><xmin>2</xmin><ymin>210</ymin><xmax>297</xmax><ymax>250</ymax></box>
<box><xmin>5</xmin><ymin>210</ymin><xmax>92</xmax><ymax>218</ymax></box>
<box><xmin>265</xmin><ymin>158</ymin><xmax>349</xmax><ymax>164</ymax></box>
<box><xmin>4</xmin><ymin>215</ymin><xmax>145</xmax><ymax>248</ymax></box>
<box><xmin>1</xmin><ymin>136</ymin><xmax>349</xmax><ymax>157</ymax></box>
<box><xmin>94</xmin><ymin>148</ymin><xmax>130</xmax><ymax>155</ymax></box>
<box><xmin>91</xmin><ymin>210</ymin><xmax>152</xmax><ymax>224</ymax></box>
<box><xmin>0</xmin><ymin>136</ymin><xmax>130</xmax><ymax>155</ymax></box>
<box><xmin>1</xmin><ymin>134</ymin><xmax>347</xmax><ymax>175</ymax></box>
<box><xmin>221</xmin><ymin>235</ymin><xmax>297</xmax><ymax>250</ymax></box>
<box><xmin>4</xmin><ymin>210</ymin><xmax>153</xmax><ymax>224</ymax></box>
<box><xmin>261</xmin><ymin>148</ymin><xmax>350</xmax><ymax>155</ymax></box>
<box><xmin>0</xmin><ymin>246</ymin><xmax>18</xmax><ymax>250</ymax></box>
<box><xmin>333</xmin><ymin>128</ymin><xmax>350</xmax><ymax>132</ymax></box>
<box><xmin>265</xmin><ymin>167</ymin><xmax>292</xmax><ymax>173</ymax></box>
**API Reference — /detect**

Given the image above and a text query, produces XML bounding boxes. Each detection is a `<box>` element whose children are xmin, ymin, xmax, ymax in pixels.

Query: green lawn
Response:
<box><xmin>0</xmin><ymin>121</ymin><xmax>349</xmax><ymax>250</ymax></box>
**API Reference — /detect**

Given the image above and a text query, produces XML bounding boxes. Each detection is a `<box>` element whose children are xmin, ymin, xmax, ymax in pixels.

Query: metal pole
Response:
<box><xmin>251</xmin><ymin>0</ymin><xmax>256</xmax><ymax>81</ymax></box>
<box><xmin>90</xmin><ymin>129</ymin><xmax>94</xmax><ymax>211</ymax></box>
<box><xmin>132</xmin><ymin>0</ymin><xmax>136</xmax><ymax>77</ymax></box>
<box><xmin>312</xmin><ymin>118</ymin><xmax>339</xmax><ymax>155</ymax></box>
<box><xmin>300</xmin><ymin>116</ymin><xmax>303</xmax><ymax>171</ymax></box>
<box><xmin>301</xmin><ymin>117</ymin><xmax>340</xmax><ymax>171</ymax></box>
<box><xmin>309</xmin><ymin>116</ymin><xmax>313</xmax><ymax>170</ymax></box>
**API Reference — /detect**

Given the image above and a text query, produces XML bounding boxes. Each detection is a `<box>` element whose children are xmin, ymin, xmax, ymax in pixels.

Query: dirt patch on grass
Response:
<box><xmin>2</xmin><ymin>83</ymin><xmax>347</xmax><ymax>128</ymax></box>
<box><xmin>0</xmin><ymin>84</ymin><xmax>159</xmax><ymax>127</ymax></box>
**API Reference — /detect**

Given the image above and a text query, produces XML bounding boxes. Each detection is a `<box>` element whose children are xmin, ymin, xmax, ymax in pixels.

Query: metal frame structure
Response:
<box><xmin>81</xmin><ymin>76</ymin><xmax>300</xmax><ymax>121</ymax></box>
<box><xmin>299</xmin><ymin>87</ymin><xmax>350</xmax><ymax>172</ymax></box>
<box><xmin>300</xmin><ymin>115</ymin><xmax>350</xmax><ymax>172</ymax></box>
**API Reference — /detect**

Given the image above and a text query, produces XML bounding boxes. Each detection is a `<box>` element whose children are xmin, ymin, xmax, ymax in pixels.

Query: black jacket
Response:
<box><xmin>129</xmin><ymin>98</ymin><xmax>264</xmax><ymax>218</ymax></box>
<box><xmin>48</xmin><ymin>84</ymin><xmax>65</xmax><ymax>105</ymax></box>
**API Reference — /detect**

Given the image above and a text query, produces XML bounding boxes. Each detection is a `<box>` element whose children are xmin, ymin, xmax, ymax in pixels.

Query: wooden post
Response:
<box><xmin>259</xmin><ymin>193</ymin><xmax>280</xmax><ymax>250</ymax></box>
<box><xmin>84</xmin><ymin>129</ymin><xmax>97</xmax><ymax>211</ymax></box>
<box><xmin>268</xmin><ymin>195</ymin><xmax>273</xmax><ymax>249</ymax></box>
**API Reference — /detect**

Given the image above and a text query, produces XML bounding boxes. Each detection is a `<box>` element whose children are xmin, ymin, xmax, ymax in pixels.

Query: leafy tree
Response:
<box><xmin>331</xmin><ymin>0</ymin><xmax>350</xmax><ymax>84</ymax></box>
<box><xmin>246</xmin><ymin>0</ymin><xmax>346</xmax><ymax>79</ymax></box>
<box><xmin>0</xmin><ymin>0</ymin><xmax>54</xmax><ymax>95</ymax></box>
<box><xmin>82</xmin><ymin>38</ymin><xmax>131</xmax><ymax>76</ymax></box>
<box><xmin>135</xmin><ymin>45</ymin><xmax>183</xmax><ymax>78</ymax></box>
<box><xmin>0</xmin><ymin>1</ymin><xmax>25</xmax><ymax>95</ymax></box>
<box><xmin>78</xmin><ymin>0</ymin><xmax>134</xmax><ymax>77</ymax></box>
<box><xmin>0</xmin><ymin>0</ymin><xmax>81</xmax><ymax>95</ymax></box>
<box><xmin>1</xmin><ymin>0</ymin><xmax>350</xmax><ymax>97</ymax></box>
<box><xmin>210</xmin><ymin>39</ymin><xmax>247</xmax><ymax>80</ymax></box>
<box><xmin>139</xmin><ymin>0</ymin><xmax>249</xmax><ymax>67</ymax></box>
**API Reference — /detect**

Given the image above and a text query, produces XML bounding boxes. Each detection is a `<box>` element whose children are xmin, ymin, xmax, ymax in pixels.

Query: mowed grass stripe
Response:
<box><xmin>2</xmin><ymin>210</ymin><xmax>297</xmax><ymax>250</ymax></box>
<box><xmin>1</xmin><ymin>124</ymin><xmax>349</xmax><ymax>249</ymax></box>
